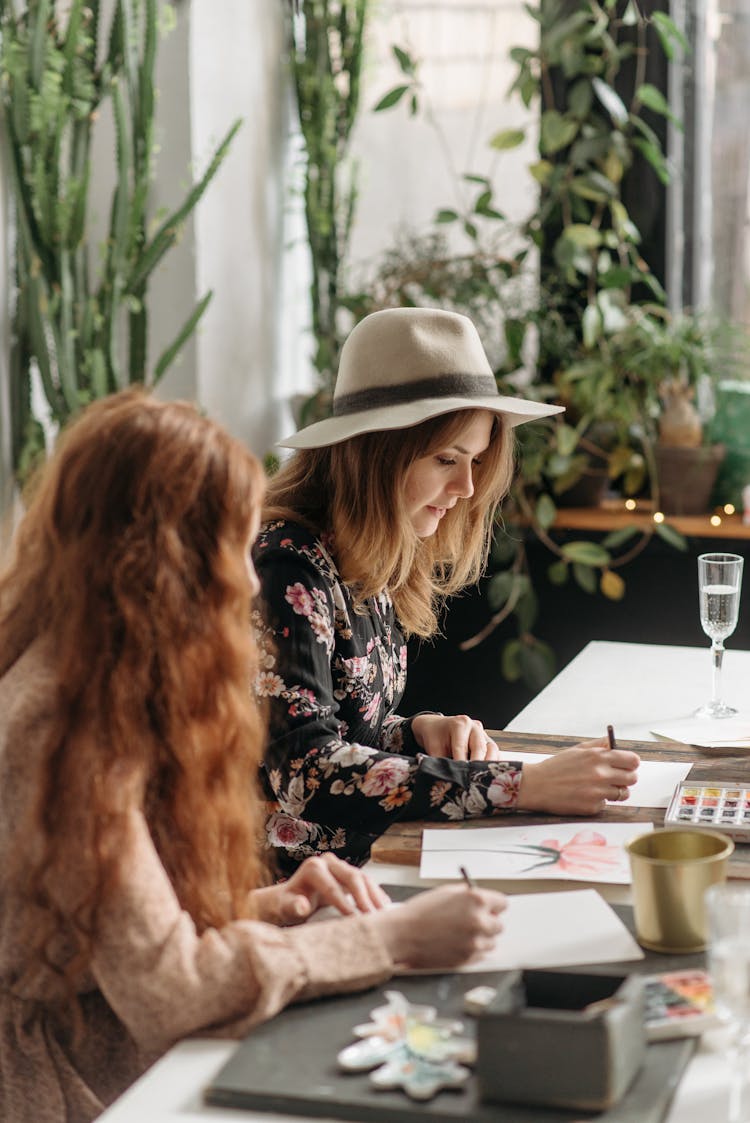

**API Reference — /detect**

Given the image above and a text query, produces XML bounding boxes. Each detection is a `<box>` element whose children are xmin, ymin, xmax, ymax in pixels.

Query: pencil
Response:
<box><xmin>459</xmin><ymin>864</ymin><xmax>476</xmax><ymax>890</ymax></box>
<box><xmin>606</xmin><ymin>724</ymin><xmax>617</xmax><ymax>751</ymax></box>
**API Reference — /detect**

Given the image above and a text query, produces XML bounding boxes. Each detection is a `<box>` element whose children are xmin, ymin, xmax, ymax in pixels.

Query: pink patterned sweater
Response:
<box><xmin>0</xmin><ymin>642</ymin><xmax>393</xmax><ymax>1122</ymax></box>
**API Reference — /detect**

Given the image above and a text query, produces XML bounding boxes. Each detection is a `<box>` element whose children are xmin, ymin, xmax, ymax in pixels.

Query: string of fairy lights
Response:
<box><xmin>620</xmin><ymin>499</ymin><xmax>740</xmax><ymax>528</ymax></box>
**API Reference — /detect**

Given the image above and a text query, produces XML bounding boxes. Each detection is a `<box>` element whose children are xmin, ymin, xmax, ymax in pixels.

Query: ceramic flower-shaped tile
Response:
<box><xmin>337</xmin><ymin>990</ymin><xmax>475</xmax><ymax>1100</ymax></box>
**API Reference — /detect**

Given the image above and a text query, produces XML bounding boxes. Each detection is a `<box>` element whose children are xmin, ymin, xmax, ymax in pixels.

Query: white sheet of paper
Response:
<box><xmin>399</xmin><ymin>888</ymin><xmax>643</xmax><ymax>973</ymax></box>
<box><xmin>420</xmin><ymin>822</ymin><xmax>652</xmax><ymax>884</ymax></box>
<box><xmin>495</xmin><ymin>749</ymin><xmax>691</xmax><ymax>808</ymax></box>
<box><xmin>649</xmin><ymin>713</ymin><xmax>750</xmax><ymax>749</ymax></box>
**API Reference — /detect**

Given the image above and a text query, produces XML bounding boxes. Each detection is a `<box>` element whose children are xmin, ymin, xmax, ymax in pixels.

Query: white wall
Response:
<box><xmin>349</xmin><ymin>1</ymin><xmax>537</xmax><ymax>268</ymax></box>
<box><xmin>189</xmin><ymin>0</ymin><xmax>302</xmax><ymax>456</ymax></box>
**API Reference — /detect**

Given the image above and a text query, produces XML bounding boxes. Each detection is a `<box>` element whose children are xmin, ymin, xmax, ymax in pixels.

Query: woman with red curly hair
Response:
<box><xmin>0</xmin><ymin>390</ymin><xmax>506</xmax><ymax>1123</ymax></box>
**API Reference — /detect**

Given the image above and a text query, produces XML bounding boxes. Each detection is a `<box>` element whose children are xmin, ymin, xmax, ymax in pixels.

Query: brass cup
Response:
<box><xmin>626</xmin><ymin>829</ymin><xmax>734</xmax><ymax>953</ymax></box>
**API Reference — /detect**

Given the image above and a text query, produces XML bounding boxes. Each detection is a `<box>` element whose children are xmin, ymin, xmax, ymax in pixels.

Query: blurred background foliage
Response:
<box><xmin>0</xmin><ymin>0</ymin><xmax>239</xmax><ymax>482</ymax></box>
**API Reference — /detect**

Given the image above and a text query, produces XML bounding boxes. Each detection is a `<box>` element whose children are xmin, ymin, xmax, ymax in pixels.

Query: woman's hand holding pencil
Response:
<box><xmin>516</xmin><ymin>728</ymin><xmax>640</xmax><ymax>816</ymax></box>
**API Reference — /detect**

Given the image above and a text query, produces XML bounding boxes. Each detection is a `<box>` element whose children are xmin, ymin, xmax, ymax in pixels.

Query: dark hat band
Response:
<box><xmin>333</xmin><ymin>373</ymin><xmax>498</xmax><ymax>417</ymax></box>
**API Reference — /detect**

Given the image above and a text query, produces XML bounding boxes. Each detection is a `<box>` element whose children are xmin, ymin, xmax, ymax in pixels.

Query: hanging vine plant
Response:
<box><xmin>0</xmin><ymin>0</ymin><xmax>240</xmax><ymax>482</ymax></box>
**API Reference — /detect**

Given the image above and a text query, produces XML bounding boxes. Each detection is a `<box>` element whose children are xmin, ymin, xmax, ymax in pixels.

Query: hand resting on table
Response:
<box><xmin>250</xmin><ymin>853</ymin><xmax>390</xmax><ymax>925</ymax></box>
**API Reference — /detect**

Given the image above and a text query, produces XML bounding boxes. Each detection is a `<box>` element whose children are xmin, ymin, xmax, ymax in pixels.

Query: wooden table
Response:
<box><xmin>370</xmin><ymin>730</ymin><xmax>750</xmax><ymax>878</ymax></box>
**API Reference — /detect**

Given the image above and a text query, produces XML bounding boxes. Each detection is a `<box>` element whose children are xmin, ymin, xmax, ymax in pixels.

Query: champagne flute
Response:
<box><xmin>705</xmin><ymin>883</ymin><xmax>750</xmax><ymax>1123</ymax></box>
<box><xmin>695</xmin><ymin>552</ymin><xmax>744</xmax><ymax>718</ymax></box>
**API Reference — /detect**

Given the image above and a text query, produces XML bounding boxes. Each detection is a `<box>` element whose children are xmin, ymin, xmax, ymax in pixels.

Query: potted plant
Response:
<box><xmin>530</xmin><ymin>300</ymin><xmax>731</xmax><ymax>517</ymax></box>
<box><xmin>618</xmin><ymin>308</ymin><xmax>728</xmax><ymax>516</ymax></box>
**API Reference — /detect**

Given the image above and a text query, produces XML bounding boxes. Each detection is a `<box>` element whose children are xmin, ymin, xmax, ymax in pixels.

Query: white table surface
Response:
<box><xmin>99</xmin><ymin>640</ymin><xmax>747</xmax><ymax>1123</ymax></box>
<box><xmin>506</xmin><ymin>638</ymin><xmax>750</xmax><ymax>741</ymax></box>
<box><xmin>97</xmin><ymin>1029</ymin><xmax>736</xmax><ymax>1123</ymax></box>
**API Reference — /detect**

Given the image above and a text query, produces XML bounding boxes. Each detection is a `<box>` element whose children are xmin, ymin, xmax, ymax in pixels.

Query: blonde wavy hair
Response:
<box><xmin>0</xmin><ymin>389</ymin><xmax>268</xmax><ymax>1007</ymax></box>
<box><xmin>264</xmin><ymin>409</ymin><xmax>514</xmax><ymax>637</ymax></box>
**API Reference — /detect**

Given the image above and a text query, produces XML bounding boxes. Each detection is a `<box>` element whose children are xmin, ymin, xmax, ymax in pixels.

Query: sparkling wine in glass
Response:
<box><xmin>696</xmin><ymin>552</ymin><xmax>744</xmax><ymax>718</ymax></box>
<box><xmin>706</xmin><ymin>883</ymin><xmax>750</xmax><ymax>1123</ymax></box>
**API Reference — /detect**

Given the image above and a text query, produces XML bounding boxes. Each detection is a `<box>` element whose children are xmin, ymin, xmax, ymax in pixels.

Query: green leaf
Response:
<box><xmin>463</xmin><ymin>220</ymin><xmax>478</xmax><ymax>240</ymax></box>
<box><xmin>556</xmin><ymin>425</ymin><xmax>579</xmax><ymax>458</ymax></box>
<box><xmin>435</xmin><ymin>209</ymin><xmax>459</xmax><ymax>224</ymax></box>
<box><xmin>392</xmin><ymin>45</ymin><xmax>415</xmax><ymax>76</ymax></box>
<box><xmin>547</xmin><ymin>559</ymin><xmax>569</xmax><ymax>586</ymax></box>
<box><xmin>564</xmin><ymin>224</ymin><xmax>602</xmax><ymax>249</ymax></box>
<box><xmin>474</xmin><ymin>190</ymin><xmax>492</xmax><ymax>212</ymax></box>
<box><xmin>560</xmin><ymin>540</ymin><xmax>611</xmax><ymax>566</ymax></box>
<box><xmin>582</xmin><ymin>302</ymin><xmax>601</xmax><ymax>347</ymax></box>
<box><xmin>632</xmin><ymin>138</ymin><xmax>671</xmax><ymax>185</ymax></box>
<box><xmin>540</xmin><ymin>110</ymin><xmax>579</xmax><ymax>155</ymax></box>
<box><xmin>597</xmin><ymin>288</ymin><xmax>630</xmax><ymax>333</ymax></box>
<box><xmin>489</xmin><ymin>128</ymin><xmax>525</xmax><ymax>150</ymax></box>
<box><xmin>568</xmin><ymin>79</ymin><xmax>593</xmax><ymax>119</ymax></box>
<box><xmin>487</xmin><ymin>571</ymin><xmax>514</xmax><ymax>611</ymax></box>
<box><xmin>654</xmin><ymin>522</ymin><xmax>689</xmax><ymax>551</ymax></box>
<box><xmin>591</xmin><ymin>77</ymin><xmax>628</xmax><ymax>125</ymax></box>
<box><xmin>519</xmin><ymin>639</ymin><xmax>556</xmax><ymax>692</ymax></box>
<box><xmin>515</xmin><ymin>585</ymin><xmax>539</xmax><ymax>634</ymax></box>
<box><xmin>573</xmin><ymin>562</ymin><xmax>598</xmax><ymax>594</ymax></box>
<box><xmin>636</xmin><ymin>83</ymin><xmax>680</xmax><ymax>126</ymax></box>
<box><xmin>570</xmin><ymin>175</ymin><xmax>612</xmax><ymax>203</ymax></box>
<box><xmin>490</xmin><ymin>529</ymin><xmax>518</xmax><ymax>566</ymax></box>
<box><xmin>373</xmin><ymin>84</ymin><xmax>409</xmax><ymax>112</ymax></box>
<box><xmin>622</xmin><ymin>2</ymin><xmax>639</xmax><ymax>27</ymax></box>
<box><xmin>152</xmin><ymin>291</ymin><xmax>213</xmax><ymax>384</ymax></box>
<box><xmin>529</xmin><ymin>159</ymin><xmax>554</xmax><ymax>185</ymax></box>
<box><xmin>651</xmin><ymin>12</ymin><xmax>688</xmax><ymax>59</ymax></box>
<box><xmin>127</xmin><ymin>118</ymin><xmax>241</xmax><ymax>293</ymax></box>
<box><xmin>501</xmin><ymin>639</ymin><xmax>522</xmax><ymax>683</ymax></box>
<box><xmin>606</xmin><ymin>445</ymin><xmax>637</xmax><ymax>481</ymax></box>
<box><xmin>624</xmin><ymin>463</ymin><xmax>647</xmax><ymax>495</ymax></box>
<box><xmin>535</xmin><ymin>492</ymin><xmax>557</xmax><ymax>529</ymax></box>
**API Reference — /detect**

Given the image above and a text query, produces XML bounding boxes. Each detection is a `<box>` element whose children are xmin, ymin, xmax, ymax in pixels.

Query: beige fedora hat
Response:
<box><xmin>279</xmin><ymin>307</ymin><xmax>563</xmax><ymax>449</ymax></box>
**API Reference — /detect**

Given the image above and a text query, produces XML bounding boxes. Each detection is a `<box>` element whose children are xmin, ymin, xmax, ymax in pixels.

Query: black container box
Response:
<box><xmin>476</xmin><ymin>970</ymin><xmax>646</xmax><ymax>1112</ymax></box>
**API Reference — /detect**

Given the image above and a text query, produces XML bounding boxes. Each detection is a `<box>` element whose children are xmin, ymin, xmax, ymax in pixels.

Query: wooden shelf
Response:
<box><xmin>551</xmin><ymin>499</ymin><xmax>750</xmax><ymax>539</ymax></box>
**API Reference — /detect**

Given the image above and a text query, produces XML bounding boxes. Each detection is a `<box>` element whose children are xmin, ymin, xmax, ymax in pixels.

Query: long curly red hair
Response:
<box><xmin>0</xmin><ymin>389</ymin><xmax>268</xmax><ymax>997</ymax></box>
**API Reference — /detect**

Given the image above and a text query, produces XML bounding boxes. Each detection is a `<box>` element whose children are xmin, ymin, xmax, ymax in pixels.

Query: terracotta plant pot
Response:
<box><xmin>653</xmin><ymin>443</ymin><xmax>726</xmax><ymax>516</ymax></box>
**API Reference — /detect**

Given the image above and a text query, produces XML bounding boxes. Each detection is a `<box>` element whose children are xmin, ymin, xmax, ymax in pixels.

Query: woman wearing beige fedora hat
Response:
<box><xmin>253</xmin><ymin>308</ymin><xmax>639</xmax><ymax>867</ymax></box>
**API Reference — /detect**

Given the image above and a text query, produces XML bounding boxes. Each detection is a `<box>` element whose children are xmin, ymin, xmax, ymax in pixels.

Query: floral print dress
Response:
<box><xmin>253</xmin><ymin>520</ymin><xmax>523</xmax><ymax>867</ymax></box>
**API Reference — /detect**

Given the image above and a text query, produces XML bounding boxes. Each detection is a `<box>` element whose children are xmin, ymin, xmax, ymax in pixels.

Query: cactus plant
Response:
<box><xmin>0</xmin><ymin>0</ymin><xmax>240</xmax><ymax>480</ymax></box>
<box><xmin>287</xmin><ymin>0</ymin><xmax>368</xmax><ymax>422</ymax></box>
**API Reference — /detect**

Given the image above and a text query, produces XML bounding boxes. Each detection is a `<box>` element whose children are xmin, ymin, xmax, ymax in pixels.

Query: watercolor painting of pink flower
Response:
<box><xmin>492</xmin><ymin>829</ymin><xmax>625</xmax><ymax>876</ymax></box>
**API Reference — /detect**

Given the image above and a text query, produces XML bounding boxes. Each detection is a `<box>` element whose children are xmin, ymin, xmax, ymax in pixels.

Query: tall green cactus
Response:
<box><xmin>0</xmin><ymin>0</ymin><xmax>240</xmax><ymax>480</ymax></box>
<box><xmin>288</xmin><ymin>0</ymin><xmax>368</xmax><ymax>419</ymax></box>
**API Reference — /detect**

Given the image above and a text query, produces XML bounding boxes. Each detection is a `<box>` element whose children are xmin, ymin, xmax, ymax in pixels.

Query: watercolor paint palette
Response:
<box><xmin>643</xmin><ymin>969</ymin><xmax>717</xmax><ymax>1041</ymax></box>
<box><xmin>664</xmin><ymin>780</ymin><xmax>750</xmax><ymax>842</ymax></box>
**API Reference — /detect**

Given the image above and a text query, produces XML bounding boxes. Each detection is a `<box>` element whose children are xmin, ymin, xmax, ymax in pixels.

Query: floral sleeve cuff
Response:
<box><xmin>381</xmin><ymin>714</ymin><xmax>422</xmax><ymax>756</ymax></box>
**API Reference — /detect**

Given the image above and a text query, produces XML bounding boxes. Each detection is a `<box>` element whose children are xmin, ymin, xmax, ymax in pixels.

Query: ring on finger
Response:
<box><xmin>618</xmin><ymin>787</ymin><xmax>627</xmax><ymax>801</ymax></box>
